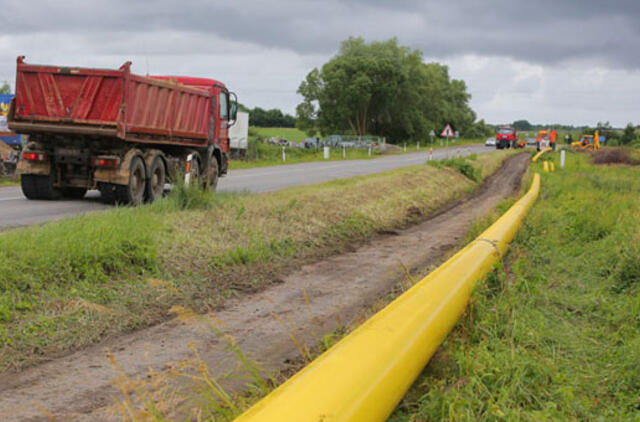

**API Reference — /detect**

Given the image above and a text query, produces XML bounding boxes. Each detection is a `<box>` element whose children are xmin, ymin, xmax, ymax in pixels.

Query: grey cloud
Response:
<box><xmin>2</xmin><ymin>0</ymin><xmax>640</xmax><ymax>68</ymax></box>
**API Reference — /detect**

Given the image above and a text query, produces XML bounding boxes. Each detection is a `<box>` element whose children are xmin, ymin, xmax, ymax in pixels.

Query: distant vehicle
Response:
<box><xmin>485</xmin><ymin>137</ymin><xmax>496</xmax><ymax>147</ymax></box>
<box><xmin>571</xmin><ymin>134</ymin><xmax>600</xmax><ymax>151</ymax></box>
<box><xmin>229</xmin><ymin>111</ymin><xmax>249</xmax><ymax>158</ymax></box>
<box><xmin>496</xmin><ymin>126</ymin><xmax>519</xmax><ymax>149</ymax></box>
<box><xmin>9</xmin><ymin>57</ymin><xmax>237</xmax><ymax>204</ymax></box>
<box><xmin>303</xmin><ymin>137</ymin><xmax>319</xmax><ymax>149</ymax></box>
<box><xmin>526</xmin><ymin>137</ymin><xmax>537</xmax><ymax>147</ymax></box>
<box><xmin>536</xmin><ymin>130</ymin><xmax>550</xmax><ymax>150</ymax></box>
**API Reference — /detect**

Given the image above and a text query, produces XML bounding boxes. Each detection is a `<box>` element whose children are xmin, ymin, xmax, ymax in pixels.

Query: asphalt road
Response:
<box><xmin>0</xmin><ymin>144</ymin><xmax>489</xmax><ymax>229</ymax></box>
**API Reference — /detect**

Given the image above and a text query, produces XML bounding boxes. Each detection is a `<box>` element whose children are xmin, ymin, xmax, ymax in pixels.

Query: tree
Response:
<box><xmin>512</xmin><ymin>120</ymin><xmax>533</xmax><ymax>131</ymax></box>
<box><xmin>0</xmin><ymin>82</ymin><xmax>10</xmax><ymax>95</ymax></box>
<box><xmin>296</xmin><ymin>37</ymin><xmax>476</xmax><ymax>142</ymax></box>
<box><xmin>240</xmin><ymin>105</ymin><xmax>296</xmax><ymax>127</ymax></box>
<box><xmin>621</xmin><ymin>122</ymin><xmax>636</xmax><ymax>145</ymax></box>
<box><xmin>464</xmin><ymin>119</ymin><xmax>494</xmax><ymax>139</ymax></box>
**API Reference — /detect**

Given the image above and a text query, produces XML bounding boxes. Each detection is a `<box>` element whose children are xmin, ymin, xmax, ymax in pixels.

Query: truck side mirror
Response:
<box><xmin>230</xmin><ymin>103</ymin><xmax>238</xmax><ymax>121</ymax></box>
<box><xmin>228</xmin><ymin>91</ymin><xmax>238</xmax><ymax>126</ymax></box>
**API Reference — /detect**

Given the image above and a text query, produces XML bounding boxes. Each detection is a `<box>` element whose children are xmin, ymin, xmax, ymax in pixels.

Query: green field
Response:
<box><xmin>390</xmin><ymin>149</ymin><xmax>640</xmax><ymax>420</ymax></box>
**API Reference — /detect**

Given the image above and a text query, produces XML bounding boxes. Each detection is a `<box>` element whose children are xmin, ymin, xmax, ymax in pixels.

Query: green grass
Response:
<box><xmin>0</xmin><ymin>176</ymin><xmax>18</xmax><ymax>187</ymax></box>
<box><xmin>390</xmin><ymin>150</ymin><xmax>640</xmax><ymax>421</ymax></box>
<box><xmin>0</xmin><ymin>151</ymin><xmax>512</xmax><ymax>373</ymax></box>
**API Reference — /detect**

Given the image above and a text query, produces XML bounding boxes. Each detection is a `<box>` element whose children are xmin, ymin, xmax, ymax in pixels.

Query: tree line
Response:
<box><xmin>238</xmin><ymin>104</ymin><xmax>296</xmax><ymax>128</ymax></box>
<box><xmin>295</xmin><ymin>37</ymin><xmax>488</xmax><ymax>142</ymax></box>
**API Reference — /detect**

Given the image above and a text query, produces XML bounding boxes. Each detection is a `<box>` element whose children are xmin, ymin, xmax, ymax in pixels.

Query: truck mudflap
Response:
<box><xmin>16</xmin><ymin>157</ymin><xmax>50</xmax><ymax>176</ymax></box>
<box><xmin>93</xmin><ymin>148</ymin><xmax>142</xmax><ymax>186</ymax></box>
<box><xmin>16</xmin><ymin>142</ymin><xmax>51</xmax><ymax>176</ymax></box>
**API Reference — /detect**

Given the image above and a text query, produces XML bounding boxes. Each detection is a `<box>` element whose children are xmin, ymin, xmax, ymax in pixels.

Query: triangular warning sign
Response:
<box><xmin>440</xmin><ymin>124</ymin><xmax>454</xmax><ymax>138</ymax></box>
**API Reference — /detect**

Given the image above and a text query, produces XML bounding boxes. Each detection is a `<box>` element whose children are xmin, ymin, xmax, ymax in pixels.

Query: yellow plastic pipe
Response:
<box><xmin>543</xmin><ymin>161</ymin><xmax>549</xmax><ymax>172</ymax></box>
<box><xmin>235</xmin><ymin>174</ymin><xmax>541</xmax><ymax>422</ymax></box>
<box><xmin>531</xmin><ymin>147</ymin><xmax>552</xmax><ymax>162</ymax></box>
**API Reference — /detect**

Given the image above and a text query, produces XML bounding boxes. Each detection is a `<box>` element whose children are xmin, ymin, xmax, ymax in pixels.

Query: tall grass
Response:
<box><xmin>390</xmin><ymin>150</ymin><xmax>640</xmax><ymax>420</ymax></box>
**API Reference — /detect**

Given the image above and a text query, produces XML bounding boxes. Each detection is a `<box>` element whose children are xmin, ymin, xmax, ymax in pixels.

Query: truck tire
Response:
<box><xmin>61</xmin><ymin>187</ymin><xmax>87</xmax><ymax>199</ymax></box>
<box><xmin>123</xmin><ymin>156</ymin><xmax>146</xmax><ymax>205</ymax></box>
<box><xmin>204</xmin><ymin>154</ymin><xmax>219</xmax><ymax>191</ymax></box>
<box><xmin>99</xmin><ymin>156</ymin><xmax>146</xmax><ymax>205</ymax></box>
<box><xmin>21</xmin><ymin>174</ymin><xmax>61</xmax><ymax>200</ymax></box>
<box><xmin>145</xmin><ymin>155</ymin><xmax>166</xmax><ymax>202</ymax></box>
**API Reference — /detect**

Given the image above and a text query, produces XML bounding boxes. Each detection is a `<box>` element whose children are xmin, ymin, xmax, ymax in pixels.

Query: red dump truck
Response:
<box><xmin>495</xmin><ymin>126</ymin><xmax>519</xmax><ymax>149</ymax></box>
<box><xmin>8</xmin><ymin>56</ymin><xmax>237</xmax><ymax>204</ymax></box>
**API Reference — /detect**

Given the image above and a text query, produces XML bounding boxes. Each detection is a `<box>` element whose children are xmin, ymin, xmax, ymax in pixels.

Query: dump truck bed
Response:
<box><xmin>10</xmin><ymin>57</ymin><xmax>213</xmax><ymax>147</ymax></box>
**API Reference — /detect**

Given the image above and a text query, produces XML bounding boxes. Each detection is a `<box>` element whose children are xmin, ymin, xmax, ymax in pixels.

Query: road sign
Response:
<box><xmin>441</xmin><ymin>124</ymin><xmax>454</xmax><ymax>138</ymax></box>
<box><xmin>429</xmin><ymin>130</ymin><xmax>435</xmax><ymax>137</ymax></box>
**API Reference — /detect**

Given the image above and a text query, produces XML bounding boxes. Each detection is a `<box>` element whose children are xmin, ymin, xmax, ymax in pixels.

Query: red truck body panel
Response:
<box><xmin>12</xmin><ymin>57</ymin><xmax>228</xmax><ymax>151</ymax></box>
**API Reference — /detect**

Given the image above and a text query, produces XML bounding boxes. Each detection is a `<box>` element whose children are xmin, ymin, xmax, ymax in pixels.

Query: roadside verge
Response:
<box><xmin>235</xmin><ymin>173</ymin><xmax>539</xmax><ymax>421</ymax></box>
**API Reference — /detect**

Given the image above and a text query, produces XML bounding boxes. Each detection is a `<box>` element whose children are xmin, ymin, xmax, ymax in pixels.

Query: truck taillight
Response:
<box><xmin>22</xmin><ymin>152</ymin><xmax>47</xmax><ymax>161</ymax></box>
<box><xmin>91</xmin><ymin>157</ymin><xmax>120</xmax><ymax>167</ymax></box>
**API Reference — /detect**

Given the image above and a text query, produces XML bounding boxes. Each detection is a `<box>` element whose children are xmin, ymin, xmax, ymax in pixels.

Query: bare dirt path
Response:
<box><xmin>0</xmin><ymin>153</ymin><xmax>529</xmax><ymax>421</ymax></box>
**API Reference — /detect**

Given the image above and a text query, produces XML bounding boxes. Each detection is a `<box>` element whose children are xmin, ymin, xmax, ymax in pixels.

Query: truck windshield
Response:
<box><xmin>498</xmin><ymin>128</ymin><xmax>513</xmax><ymax>134</ymax></box>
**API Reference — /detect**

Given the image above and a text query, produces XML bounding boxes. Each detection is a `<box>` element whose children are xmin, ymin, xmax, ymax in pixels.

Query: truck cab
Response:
<box><xmin>496</xmin><ymin>126</ymin><xmax>518</xmax><ymax>149</ymax></box>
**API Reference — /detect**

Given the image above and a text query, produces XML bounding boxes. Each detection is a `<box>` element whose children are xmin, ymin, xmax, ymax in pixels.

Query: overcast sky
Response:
<box><xmin>0</xmin><ymin>0</ymin><xmax>638</xmax><ymax>127</ymax></box>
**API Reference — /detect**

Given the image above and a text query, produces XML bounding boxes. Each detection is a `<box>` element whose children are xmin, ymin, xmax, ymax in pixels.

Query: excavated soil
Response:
<box><xmin>0</xmin><ymin>153</ymin><xmax>529</xmax><ymax>421</ymax></box>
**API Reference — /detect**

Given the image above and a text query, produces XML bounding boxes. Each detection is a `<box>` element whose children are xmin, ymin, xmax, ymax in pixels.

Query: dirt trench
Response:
<box><xmin>0</xmin><ymin>153</ymin><xmax>530</xmax><ymax>421</ymax></box>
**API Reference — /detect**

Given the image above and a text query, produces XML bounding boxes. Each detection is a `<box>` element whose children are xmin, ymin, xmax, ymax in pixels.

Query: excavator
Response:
<box><xmin>572</xmin><ymin>131</ymin><xmax>601</xmax><ymax>151</ymax></box>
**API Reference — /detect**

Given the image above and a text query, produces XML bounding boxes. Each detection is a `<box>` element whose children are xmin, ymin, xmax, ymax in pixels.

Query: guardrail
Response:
<box><xmin>235</xmin><ymin>173</ymin><xmax>541</xmax><ymax>422</ymax></box>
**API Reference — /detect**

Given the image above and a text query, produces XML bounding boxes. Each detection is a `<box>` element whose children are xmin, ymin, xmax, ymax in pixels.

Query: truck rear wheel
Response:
<box><xmin>146</xmin><ymin>155</ymin><xmax>166</xmax><ymax>202</ymax></box>
<box><xmin>21</xmin><ymin>174</ymin><xmax>61</xmax><ymax>200</ymax></box>
<box><xmin>124</xmin><ymin>156</ymin><xmax>146</xmax><ymax>205</ymax></box>
<box><xmin>99</xmin><ymin>156</ymin><xmax>146</xmax><ymax>205</ymax></box>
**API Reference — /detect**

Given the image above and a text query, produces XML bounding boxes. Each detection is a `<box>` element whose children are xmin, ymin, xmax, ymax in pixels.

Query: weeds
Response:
<box><xmin>110</xmin><ymin>309</ymin><xmax>277</xmax><ymax>421</ymax></box>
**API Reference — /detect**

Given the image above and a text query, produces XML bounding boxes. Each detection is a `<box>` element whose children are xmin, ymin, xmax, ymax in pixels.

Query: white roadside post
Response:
<box><xmin>429</xmin><ymin>130</ymin><xmax>435</xmax><ymax>146</ymax></box>
<box><xmin>368</xmin><ymin>145</ymin><xmax>372</xmax><ymax>157</ymax></box>
<box><xmin>429</xmin><ymin>148</ymin><xmax>433</xmax><ymax>161</ymax></box>
<box><xmin>560</xmin><ymin>150</ymin><xmax>566</xmax><ymax>168</ymax></box>
<box><xmin>282</xmin><ymin>145</ymin><xmax>286</xmax><ymax>162</ymax></box>
<box><xmin>323</xmin><ymin>146</ymin><xmax>330</xmax><ymax>159</ymax></box>
<box><xmin>184</xmin><ymin>153</ymin><xmax>193</xmax><ymax>186</ymax></box>
<box><xmin>342</xmin><ymin>145</ymin><xmax>346</xmax><ymax>158</ymax></box>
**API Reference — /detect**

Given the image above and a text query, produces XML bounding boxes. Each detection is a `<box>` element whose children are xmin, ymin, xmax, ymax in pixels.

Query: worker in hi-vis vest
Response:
<box><xmin>550</xmin><ymin>129</ymin><xmax>557</xmax><ymax>150</ymax></box>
